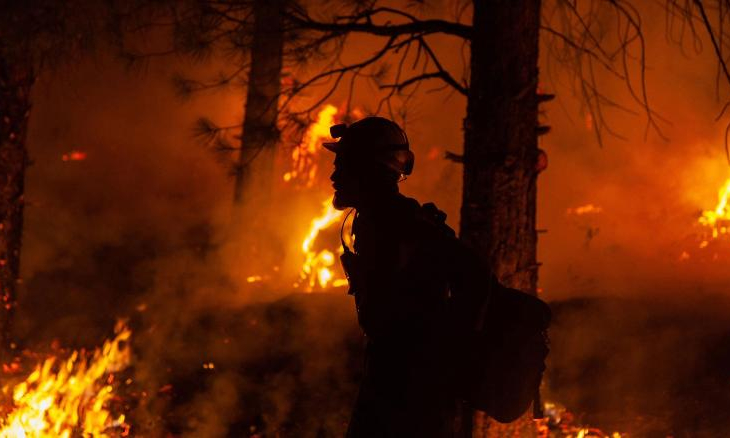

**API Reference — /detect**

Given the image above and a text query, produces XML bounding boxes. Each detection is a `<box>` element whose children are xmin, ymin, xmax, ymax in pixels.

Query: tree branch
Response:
<box><xmin>380</xmin><ymin>71</ymin><xmax>467</xmax><ymax>95</ymax></box>
<box><xmin>284</xmin><ymin>11</ymin><xmax>472</xmax><ymax>40</ymax></box>
<box><xmin>694</xmin><ymin>0</ymin><xmax>730</xmax><ymax>86</ymax></box>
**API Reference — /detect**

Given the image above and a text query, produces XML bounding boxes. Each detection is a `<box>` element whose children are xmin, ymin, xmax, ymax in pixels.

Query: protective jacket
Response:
<box><xmin>345</xmin><ymin>193</ymin><xmax>465</xmax><ymax>438</ymax></box>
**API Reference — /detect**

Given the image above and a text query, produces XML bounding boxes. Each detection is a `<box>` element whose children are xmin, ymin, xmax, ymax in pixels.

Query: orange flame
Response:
<box><xmin>297</xmin><ymin>198</ymin><xmax>347</xmax><ymax>290</ymax></box>
<box><xmin>283</xmin><ymin>105</ymin><xmax>338</xmax><ymax>188</ymax></box>
<box><xmin>698</xmin><ymin>178</ymin><xmax>730</xmax><ymax>242</ymax></box>
<box><xmin>62</xmin><ymin>151</ymin><xmax>87</xmax><ymax>162</ymax></box>
<box><xmin>566</xmin><ymin>204</ymin><xmax>603</xmax><ymax>216</ymax></box>
<box><xmin>0</xmin><ymin>322</ymin><xmax>131</xmax><ymax>437</ymax></box>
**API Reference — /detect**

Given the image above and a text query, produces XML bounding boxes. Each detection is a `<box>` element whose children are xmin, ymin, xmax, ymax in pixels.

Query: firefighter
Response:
<box><xmin>324</xmin><ymin>117</ymin><xmax>459</xmax><ymax>437</ymax></box>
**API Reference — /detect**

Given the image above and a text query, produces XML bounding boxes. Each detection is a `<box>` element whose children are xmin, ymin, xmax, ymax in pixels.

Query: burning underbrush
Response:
<box><xmin>6</xmin><ymin>278</ymin><xmax>730</xmax><ymax>437</ymax></box>
<box><xmin>0</xmin><ymin>322</ymin><xmax>131</xmax><ymax>437</ymax></box>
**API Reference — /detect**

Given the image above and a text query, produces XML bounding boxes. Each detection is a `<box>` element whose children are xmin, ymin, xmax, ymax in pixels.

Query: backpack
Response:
<box><xmin>417</xmin><ymin>203</ymin><xmax>551</xmax><ymax>423</ymax></box>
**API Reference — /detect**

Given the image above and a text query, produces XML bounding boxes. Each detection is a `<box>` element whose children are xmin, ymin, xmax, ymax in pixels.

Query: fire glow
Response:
<box><xmin>297</xmin><ymin>198</ymin><xmax>347</xmax><ymax>290</ymax></box>
<box><xmin>280</xmin><ymin>104</ymin><xmax>350</xmax><ymax>291</ymax></box>
<box><xmin>244</xmin><ymin>105</ymin><xmax>351</xmax><ymax>291</ymax></box>
<box><xmin>566</xmin><ymin>204</ymin><xmax>602</xmax><ymax>216</ymax></box>
<box><xmin>283</xmin><ymin>104</ymin><xmax>338</xmax><ymax>188</ymax></box>
<box><xmin>0</xmin><ymin>322</ymin><xmax>131</xmax><ymax>437</ymax></box>
<box><xmin>698</xmin><ymin>177</ymin><xmax>730</xmax><ymax>242</ymax></box>
<box><xmin>61</xmin><ymin>151</ymin><xmax>87</xmax><ymax>162</ymax></box>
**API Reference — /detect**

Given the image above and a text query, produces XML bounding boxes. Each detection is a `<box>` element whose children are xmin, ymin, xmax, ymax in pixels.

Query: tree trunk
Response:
<box><xmin>0</xmin><ymin>57</ymin><xmax>33</xmax><ymax>352</ymax></box>
<box><xmin>459</xmin><ymin>1</ymin><xmax>541</xmax><ymax>436</ymax></box>
<box><xmin>233</xmin><ymin>0</ymin><xmax>284</xmax><ymax>205</ymax></box>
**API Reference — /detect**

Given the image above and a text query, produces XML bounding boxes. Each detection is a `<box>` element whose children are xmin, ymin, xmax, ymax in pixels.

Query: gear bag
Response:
<box><xmin>455</xmin><ymin>279</ymin><xmax>551</xmax><ymax>423</ymax></box>
<box><xmin>339</xmin><ymin>201</ymin><xmax>551</xmax><ymax>423</ymax></box>
<box><xmin>418</xmin><ymin>203</ymin><xmax>551</xmax><ymax>424</ymax></box>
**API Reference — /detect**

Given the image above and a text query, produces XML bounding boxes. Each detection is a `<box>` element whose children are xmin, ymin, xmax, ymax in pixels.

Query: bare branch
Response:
<box><xmin>280</xmin><ymin>35</ymin><xmax>399</xmax><ymax>111</ymax></box>
<box><xmin>694</xmin><ymin>0</ymin><xmax>730</xmax><ymax>86</ymax></box>
<box><xmin>284</xmin><ymin>10</ymin><xmax>472</xmax><ymax>40</ymax></box>
<box><xmin>543</xmin><ymin>0</ymin><xmax>670</xmax><ymax>145</ymax></box>
<box><xmin>380</xmin><ymin>71</ymin><xmax>467</xmax><ymax>95</ymax></box>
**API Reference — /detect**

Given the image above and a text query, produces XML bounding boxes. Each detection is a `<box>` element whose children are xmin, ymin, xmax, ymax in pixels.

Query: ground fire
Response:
<box><xmin>242</xmin><ymin>105</ymin><xmax>351</xmax><ymax>290</ymax></box>
<box><xmin>0</xmin><ymin>322</ymin><xmax>131</xmax><ymax>437</ymax></box>
<box><xmin>295</xmin><ymin>198</ymin><xmax>348</xmax><ymax>291</ymax></box>
<box><xmin>698</xmin><ymin>177</ymin><xmax>730</xmax><ymax>243</ymax></box>
<box><xmin>277</xmin><ymin>105</ymin><xmax>352</xmax><ymax>291</ymax></box>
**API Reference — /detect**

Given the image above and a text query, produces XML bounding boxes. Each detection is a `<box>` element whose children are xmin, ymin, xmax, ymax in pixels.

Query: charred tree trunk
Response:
<box><xmin>0</xmin><ymin>57</ymin><xmax>33</xmax><ymax>351</ymax></box>
<box><xmin>233</xmin><ymin>0</ymin><xmax>284</xmax><ymax>205</ymax></box>
<box><xmin>459</xmin><ymin>1</ymin><xmax>542</xmax><ymax>436</ymax></box>
<box><xmin>460</xmin><ymin>0</ymin><xmax>541</xmax><ymax>293</ymax></box>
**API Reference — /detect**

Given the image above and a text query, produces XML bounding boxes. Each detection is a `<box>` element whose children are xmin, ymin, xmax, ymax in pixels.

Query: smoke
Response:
<box><xmin>547</xmin><ymin>294</ymin><xmax>730</xmax><ymax>435</ymax></box>
<box><xmin>538</xmin><ymin>1</ymin><xmax>730</xmax><ymax>299</ymax></box>
<box><xmin>13</xmin><ymin>1</ymin><xmax>730</xmax><ymax>435</ymax></box>
<box><xmin>535</xmin><ymin>3</ymin><xmax>730</xmax><ymax>434</ymax></box>
<box><xmin>14</xmin><ymin>48</ymin><xmax>365</xmax><ymax>435</ymax></box>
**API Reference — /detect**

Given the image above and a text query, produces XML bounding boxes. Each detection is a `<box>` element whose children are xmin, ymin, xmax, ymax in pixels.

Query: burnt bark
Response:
<box><xmin>0</xmin><ymin>57</ymin><xmax>33</xmax><ymax>351</ymax></box>
<box><xmin>233</xmin><ymin>0</ymin><xmax>284</xmax><ymax>204</ymax></box>
<box><xmin>459</xmin><ymin>1</ymin><xmax>542</xmax><ymax>436</ymax></box>
<box><xmin>460</xmin><ymin>0</ymin><xmax>541</xmax><ymax>295</ymax></box>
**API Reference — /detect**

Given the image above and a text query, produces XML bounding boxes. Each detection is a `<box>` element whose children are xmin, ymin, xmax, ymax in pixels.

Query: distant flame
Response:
<box><xmin>298</xmin><ymin>198</ymin><xmax>346</xmax><ymax>290</ymax></box>
<box><xmin>0</xmin><ymin>322</ymin><xmax>131</xmax><ymax>437</ymax></box>
<box><xmin>698</xmin><ymin>178</ymin><xmax>730</xmax><ymax>241</ymax></box>
<box><xmin>246</xmin><ymin>275</ymin><xmax>263</xmax><ymax>283</ymax></box>
<box><xmin>283</xmin><ymin>105</ymin><xmax>338</xmax><ymax>188</ymax></box>
<box><xmin>62</xmin><ymin>151</ymin><xmax>87</xmax><ymax>162</ymax></box>
<box><xmin>566</xmin><ymin>204</ymin><xmax>603</xmax><ymax>216</ymax></box>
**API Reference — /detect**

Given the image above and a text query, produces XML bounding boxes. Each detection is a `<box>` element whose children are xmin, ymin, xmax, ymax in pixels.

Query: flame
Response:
<box><xmin>698</xmin><ymin>177</ymin><xmax>730</xmax><ymax>240</ymax></box>
<box><xmin>246</xmin><ymin>275</ymin><xmax>263</xmax><ymax>283</ymax></box>
<box><xmin>298</xmin><ymin>198</ymin><xmax>346</xmax><ymax>290</ymax></box>
<box><xmin>0</xmin><ymin>322</ymin><xmax>131</xmax><ymax>437</ymax></box>
<box><xmin>538</xmin><ymin>401</ymin><xmax>625</xmax><ymax>437</ymax></box>
<box><xmin>283</xmin><ymin>104</ymin><xmax>338</xmax><ymax>188</ymax></box>
<box><xmin>62</xmin><ymin>151</ymin><xmax>87</xmax><ymax>162</ymax></box>
<box><xmin>566</xmin><ymin>204</ymin><xmax>603</xmax><ymax>216</ymax></box>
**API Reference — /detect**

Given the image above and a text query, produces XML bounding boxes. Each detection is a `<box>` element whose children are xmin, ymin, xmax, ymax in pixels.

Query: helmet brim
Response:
<box><xmin>323</xmin><ymin>141</ymin><xmax>340</xmax><ymax>153</ymax></box>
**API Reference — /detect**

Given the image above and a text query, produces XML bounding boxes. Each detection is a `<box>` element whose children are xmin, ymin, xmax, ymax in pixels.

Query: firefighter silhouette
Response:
<box><xmin>325</xmin><ymin>117</ymin><xmax>457</xmax><ymax>437</ymax></box>
<box><xmin>326</xmin><ymin>116</ymin><xmax>551</xmax><ymax>437</ymax></box>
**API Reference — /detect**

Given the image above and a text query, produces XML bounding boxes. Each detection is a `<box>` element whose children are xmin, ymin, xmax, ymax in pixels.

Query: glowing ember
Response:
<box><xmin>0</xmin><ymin>322</ymin><xmax>131</xmax><ymax>437</ymax></box>
<box><xmin>283</xmin><ymin>104</ymin><xmax>338</xmax><ymax>188</ymax></box>
<box><xmin>246</xmin><ymin>275</ymin><xmax>263</xmax><ymax>283</ymax></box>
<box><xmin>698</xmin><ymin>178</ymin><xmax>730</xmax><ymax>241</ymax></box>
<box><xmin>566</xmin><ymin>204</ymin><xmax>602</xmax><ymax>216</ymax></box>
<box><xmin>297</xmin><ymin>198</ymin><xmax>346</xmax><ymax>290</ymax></box>
<box><xmin>61</xmin><ymin>151</ymin><xmax>87</xmax><ymax>162</ymax></box>
<box><xmin>538</xmin><ymin>401</ymin><xmax>625</xmax><ymax>437</ymax></box>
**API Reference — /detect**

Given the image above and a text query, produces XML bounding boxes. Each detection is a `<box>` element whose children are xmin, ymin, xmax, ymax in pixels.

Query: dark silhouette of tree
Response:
<box><xmin>117</xmin><ymin>0</ymin><xmax>336</xmax><ymax>206</ymax></box>
<box><xmin>234</xmin><ymin>0</ymin><xmax>284</xmax><ymax>204</ymax></box>
<box><xmin>0</xmin><ymin>0</ymin><xmax>105</xmax><ymax>350</ymax></box>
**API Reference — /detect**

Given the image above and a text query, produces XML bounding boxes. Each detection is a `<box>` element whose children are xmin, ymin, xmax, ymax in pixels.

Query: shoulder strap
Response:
<box><xmin>415</xmin><ymin>202</ymin><xmax>457</xmax><ymax>240</ymax></box>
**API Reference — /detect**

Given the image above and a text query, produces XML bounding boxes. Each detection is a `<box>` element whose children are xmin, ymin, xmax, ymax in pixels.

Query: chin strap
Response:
<box><xmin>339</xmin><ymin>208</ymin><xmax>359</xmax><ymax>297</ymax></box>
<box><xmin>340</xmin><ymin>208</ymin><xmax>356</xmax><ymax>254</ymax></box>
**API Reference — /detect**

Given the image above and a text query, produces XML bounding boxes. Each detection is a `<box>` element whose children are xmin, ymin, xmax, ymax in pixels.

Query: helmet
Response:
<box><xmin>323</xmin><ymin>116</ymin><xmax>415</xmax><ymax>175</ymax></box>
